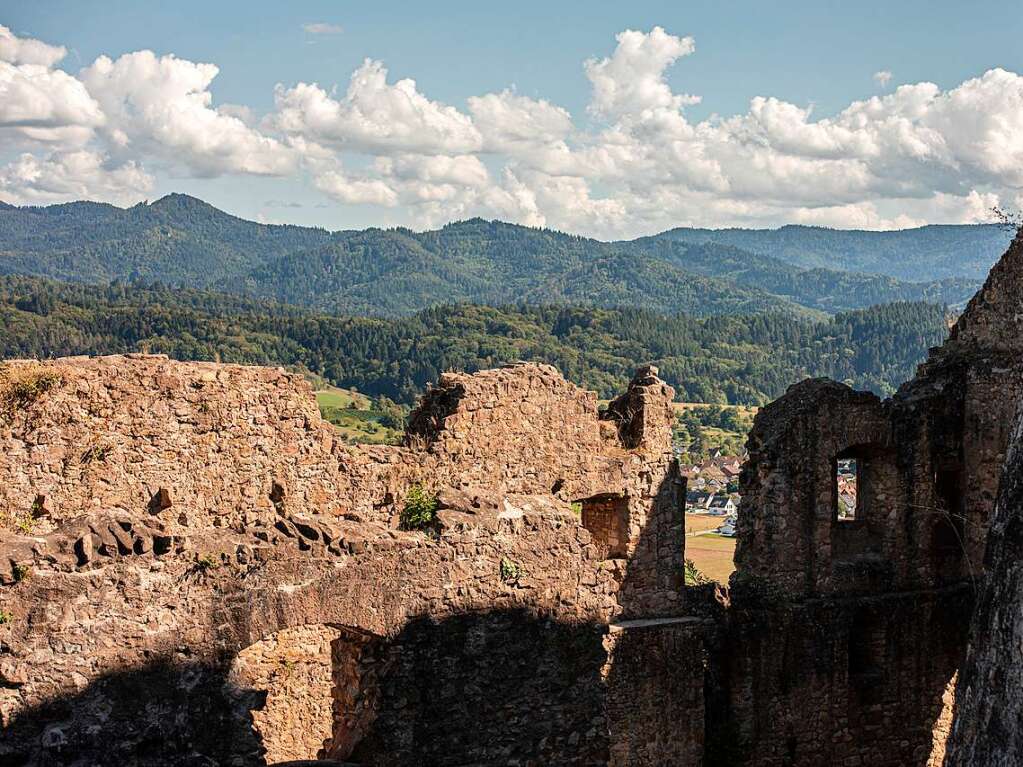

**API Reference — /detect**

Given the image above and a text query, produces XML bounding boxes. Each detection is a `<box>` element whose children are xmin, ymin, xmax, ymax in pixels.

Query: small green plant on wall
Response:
<box><xmin>500</xmin><ymin>557</ymin><xmax>522</xmax><ymax>583</ymax></box>
<box><xmin>0</xmin><ymin>364</ymin><xmax>63</xmax><ymax>425</ymax></box>
<box><xmin>684</xmin><ymin>558</ymin><xmax>710</xmax><ymax>586</ymax></box>
<box><xmin>0</xmin><ymin>507</ymin><xmax>35</xmax><ymax>535</ymax></box>
<box><xmin>400</xmin><ymin>484</ymin><xmax>439</xmax><ymax>530</ymax></box>
<box><xmin>196</xmin><ymin>553</ymin><xmax>220</xmax><ymax>571</ymax></box>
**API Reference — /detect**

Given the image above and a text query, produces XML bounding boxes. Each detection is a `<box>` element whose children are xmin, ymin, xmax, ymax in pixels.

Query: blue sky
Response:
<box><xmin>2</xmin><ymin>2</ymin><xmax>1023</xmax><ymax>236</ymax></box>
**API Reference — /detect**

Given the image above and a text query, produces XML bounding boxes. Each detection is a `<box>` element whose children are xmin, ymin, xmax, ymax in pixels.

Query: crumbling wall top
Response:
<box><xmin>601</xmin><ymin>364</ymin><xmax>676</xmax><ymax>452</ymax></box>
<box><xmin>941</xmin><ymin>232</ymin><xmax>1023</xmax><ymax>357</ymax></box>
<box><xmin>735</xmin><ymin>378</ymin><xmax>892</xmax><ymax>598</ymax></box>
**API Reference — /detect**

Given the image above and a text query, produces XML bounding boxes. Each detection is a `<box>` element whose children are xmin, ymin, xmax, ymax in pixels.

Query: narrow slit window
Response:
<box><xmin>836</xmin><ymin>457</ymin><xmax>858</xmax><ymax>521</ymax></box>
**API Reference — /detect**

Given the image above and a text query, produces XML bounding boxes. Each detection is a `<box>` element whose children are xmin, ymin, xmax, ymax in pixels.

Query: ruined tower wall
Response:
<box><xmin>945</xmin><ymin>399</ymin><xmax>1023</xmax><ymax>766</ymax></box>
<box><xmin>724</xmin><ymin>371</ymin><xmax>977</xmax><ymax>767</ymax></box>
<box><xmin>734</xmin><ymin>380</ymin><xmax>893</xmax><ymax>598</ymax></box>
<box><xmin>724</xmin><ymin>234</ymin><xmax>1023</xmax><ymax>767</ymax></box>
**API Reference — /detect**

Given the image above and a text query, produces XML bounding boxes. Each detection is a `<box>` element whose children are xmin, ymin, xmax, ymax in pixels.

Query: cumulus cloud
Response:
<box><xmin>467</xmin><ymin>90</ymin><xmax>573</xmax><ymax>152</ymax></box>
<box><xmin>314</xmin><ymin>168</ymin><xmax>398</xmax><ymax>206</ymax></box>
<box><xmin>80</xmin><ymin>50</ymin><xmax>297</xmax><ymax>177</ymax></box>
<box><xmin>272</xmin><ymin>59</ymin><xmax>482</xmax><ymax>155</ymax></box>
<box><xmin>585</xmin><ymin>26</ymin><xmax>698</xmax><ymax>120</ymax></box>
<box><xmin>303</xmin><ymin>22</ymin><xmax>344</xmax><ymax>35</ymax></box>
<box><xmin>0</xmin><ymin>25</ymin><xmax>66</xmax><ymax>67</ymax></box>
<box><xmin>0</xmin><ymin>26</ymin><xmax>101</xmax><ymax>149</ymax></box>
<box><xmin>0</xmin><ymin>24</ymin><xmax>1020</xmax><ymax>238</ymax></box>
<box><xmin>0</xmin><ymin>61</ymin><xmax>104</xmax><ymax>145</ymax></box>
<box><xmin>0</xmin><ymin>150</ymin><xmax>153</xmax><ymax>205</ymax></box>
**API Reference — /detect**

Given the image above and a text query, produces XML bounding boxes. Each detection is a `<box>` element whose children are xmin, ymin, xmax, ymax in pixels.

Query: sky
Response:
<box><xmin>2</xmin><ymin>1</ymin><xmax>1023</xmax><ymax>238</ymax></box>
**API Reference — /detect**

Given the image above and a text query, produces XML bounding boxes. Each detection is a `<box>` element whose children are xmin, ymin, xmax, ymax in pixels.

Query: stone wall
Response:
<box><xmin>0</xmin><ymin>356</ymin><xmax>694</xmax><ymax>766</ymax></box>
<box><xmin>723</xmin><ymin>232</ymin><xmax>1023</xmax><ymax>766</ymax></box>
<box><xmin>0</xmin><ymin>355</ymin><xmax>345</xmax><ymax>533</ymax></box>
<box><xmin>229</xmin><ymin>624</ymin><xmax>344</xmax><ymax>763</ymax></box>
<box><xmin>604</xmin><ymin>617</ymin><xmax>707</xmax><ymax>766</ymax></box>
<box><xmin>723</xmin><ymin>590</ymin><xmax>969</xmax><ymax>766</ymax></box>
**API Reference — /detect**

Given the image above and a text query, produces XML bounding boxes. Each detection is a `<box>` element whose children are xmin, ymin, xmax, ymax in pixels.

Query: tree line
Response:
<box><xmin>0</xmin><ymin>276</ymin><xmax>950</xmax><ymax>406</ymax></box>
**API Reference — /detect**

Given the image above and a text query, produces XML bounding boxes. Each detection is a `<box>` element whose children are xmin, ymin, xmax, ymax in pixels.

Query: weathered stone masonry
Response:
<box><xmin>4</xmin><ymin>235</ymin><xmax>1023</xmax><ymax>765</ymax></box>
<box><xmin>722</xmin><ymin>232</ymin><xmax>1023</xmax><ymax>767</ymax></box>
<box><xmin>0</xmin><ymin>358</ymin><xmax>694</xmax><ymax>765</ymax></box>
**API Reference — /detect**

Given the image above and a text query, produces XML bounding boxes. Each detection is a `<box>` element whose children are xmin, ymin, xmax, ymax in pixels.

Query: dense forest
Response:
<box><xmin>0</xmin><ymin>276</ymin><xmax>950</xmax><ymax>406</ymax></box>
<box><xmin>0</xmin><ymin>195</ymin><xmax>990</xmax><ymax>318</ymax></box>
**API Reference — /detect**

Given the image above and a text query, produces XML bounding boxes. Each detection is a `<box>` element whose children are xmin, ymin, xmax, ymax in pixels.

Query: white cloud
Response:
<box><xmin>0</xmin><ymin>150</ymin><xmax>152</xmax><ymax>205</ymax></box>
<box><xmin>585</xmin><ymin>27</ymin><xmax>698</xmax><ymax>120</ymax></box>
<box><xmin>303</xmin><ymin>22</ymin><xmax>344</xmax><ymax>35</ymax></box>
<box><xmin>80</xmin><ymin>50</ymin><xmax>297</xmax><ymax>177</ymax></box>
<box><xmin>467</xmin><ymin>90</ymin><xmax>573</xmax><ymax>152</ymax></box>
<box><xmin>272</xmin><ymin>59</ymin><xmax>482</xmax><ymax>155</ymax></box>
<box><xmin>0</xmin><ymin>24</ymin><xmax>1020</xmax><ymax>239</ymax></box>
<box><xmin>0</xmin><ymin>27</ymin><xmax>101</xmax><ymax>149</ymax></box>
<box><xmin>873</xmin><ymin>70</ymin><xmax>893</xmax><ymax>88</ymax></box>
<box><xmin>0</xmin><ymin>25</ymin><xmax>66</xmax><ymax>67</ymax></box>
<box><xmin>314</xmin><ymin>168</ymin><xmax>398</xmax><ymax>206</ymax></box>
<box><xmin>379</xmin><ymin>154</ymin><xmax>489</xmax><ymax>187</ymax></box>
<box><xmin>0</xmin><ymin>61</ymin><xmax>104</xmax><ymax>146</ymax></box>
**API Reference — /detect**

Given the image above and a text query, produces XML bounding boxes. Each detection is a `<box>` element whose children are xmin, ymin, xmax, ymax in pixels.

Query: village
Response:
<box><xmin>677</xmin><ymin>439</ymin><xmax>861</xmax><ymax>582</ymax></box>
<box><xmin>678</xmin><ymin>448</ymin><xmax>743</xmax><ymax>582</ymax></box>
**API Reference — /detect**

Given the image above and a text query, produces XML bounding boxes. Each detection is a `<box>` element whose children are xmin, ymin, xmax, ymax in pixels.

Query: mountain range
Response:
<box><xmin>656</xmin><ymin>223</ymin><xmax>1011</xmax><ymax>281</ymax></box>
<box><xmin>0</xmin><ymin>193</ymin><xmax>1008</xmax><ymax>318</ymax></box>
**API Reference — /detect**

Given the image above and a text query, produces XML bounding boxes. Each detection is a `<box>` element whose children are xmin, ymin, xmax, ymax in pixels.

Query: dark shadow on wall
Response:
<box><xmin>0</xmin><ymin>612</ymin><xmax>613</xmax><ymax>767</ymax></box>
<box><xmin>1</xmin><ymin>474</ymin><xmax>698</xmax><ymax>767</ymax></box>
<box><xmin>338</xmin><ymin>610</ymin><xmax>611</xmax><ymax>766</ymax></box>
<box><xmin>0</xmin><ymin>657</ymin><xmax>268</xmax><ymax>766</ymax></box>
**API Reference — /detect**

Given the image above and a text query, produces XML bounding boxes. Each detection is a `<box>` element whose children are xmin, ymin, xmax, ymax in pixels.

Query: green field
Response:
<box><xmin>315</xmin><ymin>386</ymin><xmax>403</xmax><ymax>445</ymax></box>
<box><xmin>315</xmin><ymin>386</ymin><xmax>371</xmax><ymax>411</ymax></box>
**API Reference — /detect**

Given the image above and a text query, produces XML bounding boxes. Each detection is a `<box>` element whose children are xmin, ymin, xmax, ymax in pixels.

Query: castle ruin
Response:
<box><xmin>2</xmin><ymin>236</ymin><xmax>1023</xmax><ymax>764</ymax></box>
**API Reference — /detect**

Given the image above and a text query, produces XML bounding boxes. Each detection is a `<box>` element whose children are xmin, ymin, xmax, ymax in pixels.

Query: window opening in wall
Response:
<box><xmin>575</xmin><ymin>493</ymin><xmax>629</xmax><ymax>559</ymax></box>
<box><xmin>835</xmin><ymin>457</ymin><xmax>859</xmax><ymax>521</ymax></box>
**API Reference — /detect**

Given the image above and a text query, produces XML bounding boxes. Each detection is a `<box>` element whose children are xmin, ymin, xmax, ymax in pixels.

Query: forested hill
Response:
<box><xmin>220</xmin><ymin>223</ymin><xmax>813</xmax><ymax>318</ymax></box>
<box><xmin>0</xmin><ymin>276</ymin><xmax>950</xmax><ymax>406</ymax></box>
<box><xmin>0</xmin><ymin>194</ymin><xmax>332</xmax><ymax>285</ymax></box>
<box><xmin>0</xmin><ymin>195</ymin><xmax>987</xmax><ymax>318</ymax></box>
<box><xmin>626</xmin><ymin>237</ymin><xmax>977</xmax><ymax>314</ymax></box>
<box><xmin>655</xmin><ymin>223</ymin><xmax>1012</xmax><ymax>281</ymax></box>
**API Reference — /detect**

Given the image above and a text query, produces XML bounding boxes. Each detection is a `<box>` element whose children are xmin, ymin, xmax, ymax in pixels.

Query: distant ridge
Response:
<box><xmin>0</xmin><ymin>193</ymin><xmax>1004</xmax><ymax>317</ymax></box>
<box><xmin>656</xmin><ymin>223</ymin><xmax>1011</xmax><ymax>281</ymax></box>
